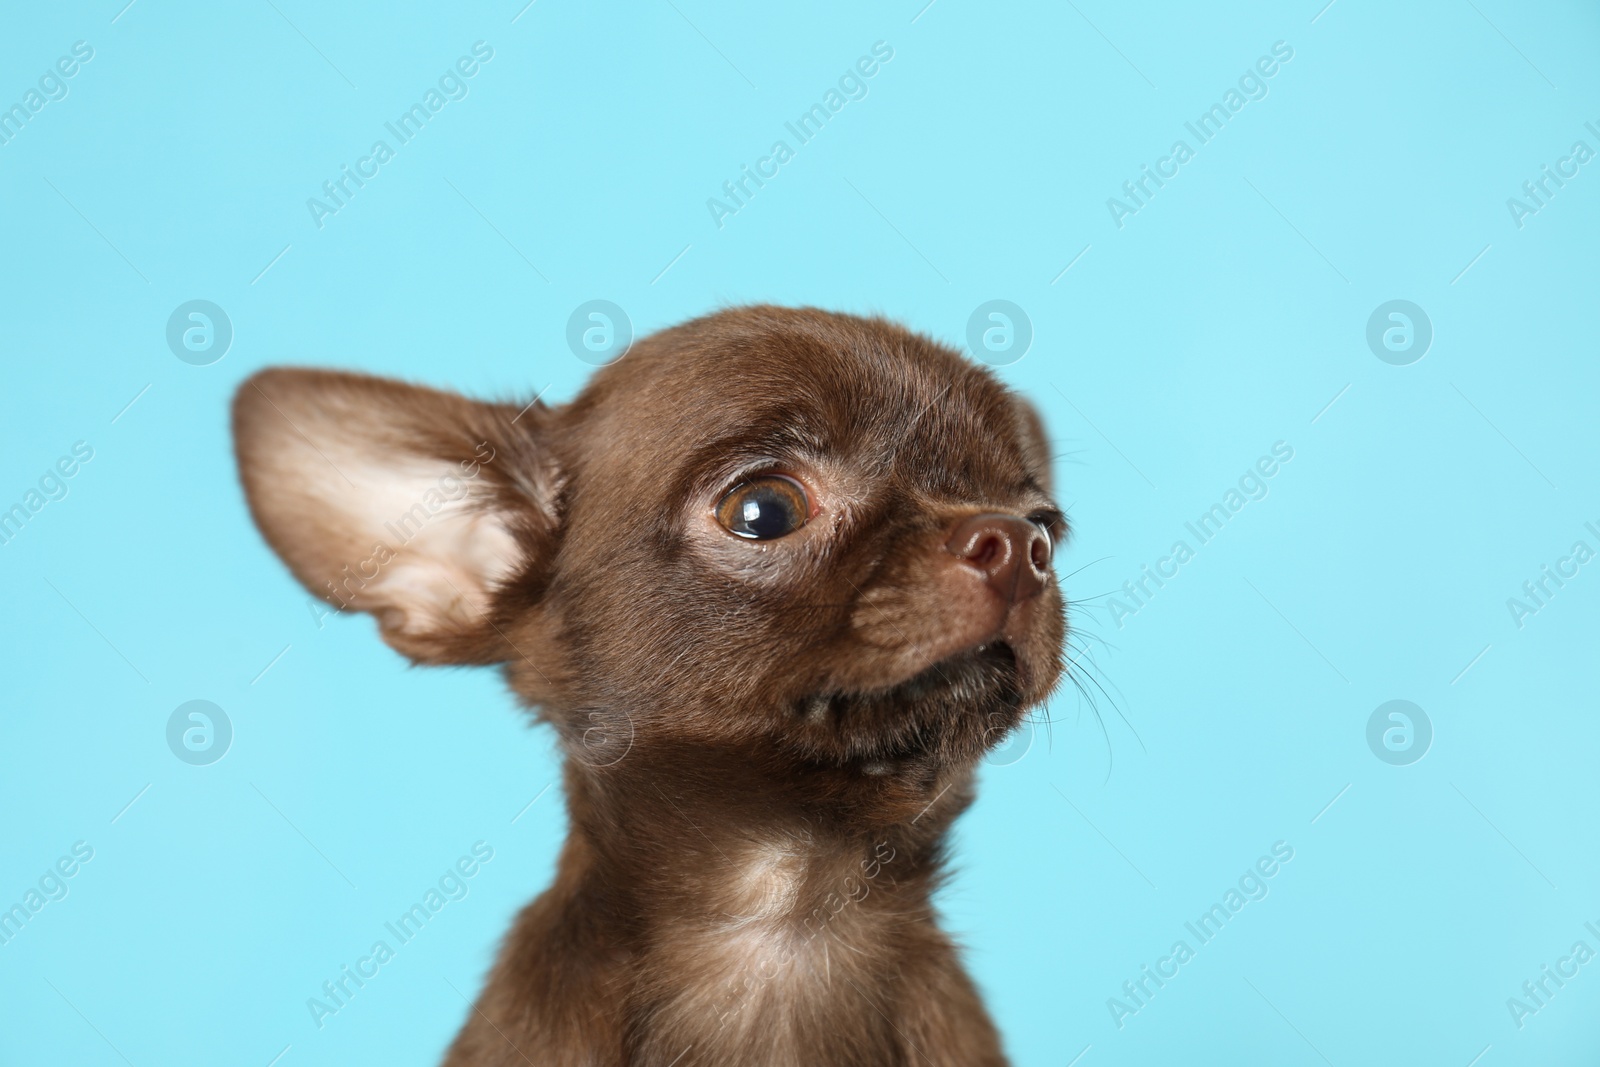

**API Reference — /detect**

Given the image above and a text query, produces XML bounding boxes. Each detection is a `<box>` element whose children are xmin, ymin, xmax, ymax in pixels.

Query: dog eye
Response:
<box><xmin>1028</xmin><ymin>508</ymin><xmax>1066</xmax><ymax>542</ymax></box>
<box><xmin>715</xmin><ymin>475</ymin><xmax>810</xmax><ymax>540</ymax></box>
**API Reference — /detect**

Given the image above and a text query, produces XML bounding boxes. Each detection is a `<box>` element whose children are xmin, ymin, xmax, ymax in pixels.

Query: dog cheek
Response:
<box><xmin>832</xmin><ymin>592</ymin><xmax>936</xmax><ymax>690</ymax></box>
<box><xmin>838</xmin><ymin>558</ymin><xmax>1001</xmax><ymax>691</ymax></box>
<box><xmin>500</xmin><ymin>607</ymin><xmax>586</xmax><ymax>711</ymax></box>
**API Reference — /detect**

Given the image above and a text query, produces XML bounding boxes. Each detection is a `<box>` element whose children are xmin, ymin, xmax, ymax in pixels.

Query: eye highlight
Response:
<box><xmin>1028</xmin><ymin>508</ymin><xmax>1067</xmax><ymax>544</ymax></box>
<box><xmin>715</xmin><ymin>475</ymin><xmax>810</xmax><ymax>540</ymax></box>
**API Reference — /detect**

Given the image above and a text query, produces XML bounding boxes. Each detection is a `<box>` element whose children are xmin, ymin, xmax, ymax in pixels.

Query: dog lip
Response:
<box><xmin>797</xmin><ymin>641</ymin><xmax>1021</xmax><ymax>714</ymax></box>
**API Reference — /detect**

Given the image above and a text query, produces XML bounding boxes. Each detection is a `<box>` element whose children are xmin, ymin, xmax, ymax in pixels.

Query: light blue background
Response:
<box><xmin>2</xmin><ymin>1</ymin><xmax>1597</xmax><ymax>1064</ymax></box>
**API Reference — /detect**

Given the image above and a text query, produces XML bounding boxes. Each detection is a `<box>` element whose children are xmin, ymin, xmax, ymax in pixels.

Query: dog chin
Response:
<box><xmin>786</xmin><ymin>642</ymin><xmax>1030</xmax><ymax>769</ymax></box>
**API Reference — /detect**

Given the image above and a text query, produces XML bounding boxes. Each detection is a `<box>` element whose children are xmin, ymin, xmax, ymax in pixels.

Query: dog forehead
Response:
<box><xmin>555</xmin><ymin>308</ymin><xmax>1045</xmax><ymax>515</ymax></box>
<box><xmin>595</xmin><ymin>311</ymin><xmax>1020</xmax><ymax>455</ymax></box>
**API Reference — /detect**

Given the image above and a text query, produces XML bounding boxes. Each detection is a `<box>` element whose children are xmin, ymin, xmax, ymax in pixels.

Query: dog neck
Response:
<box><xmin>546</xmin><ymin>749</ymin><xmax>977</xmax><ymax>1058</ymax></box>
<box><xmin>561</xmin><ymin>743</ymin><xmax>973</xmax><ymax>900</ymax></box>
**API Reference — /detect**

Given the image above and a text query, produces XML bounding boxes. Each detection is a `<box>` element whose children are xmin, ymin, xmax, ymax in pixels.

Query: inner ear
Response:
<box><xmin>232</xmin><ymin>367</ymin><xmax>560</xmax><ymax>665</ymax></box>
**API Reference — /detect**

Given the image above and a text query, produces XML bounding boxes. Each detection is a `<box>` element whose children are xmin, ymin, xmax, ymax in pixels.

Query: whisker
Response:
<box><xmin>1064</xmin><ymin>624</ymin><xmax>1116</xmax><ymax>653</ymax></box>
<box><xmin>1069</xmin><ymin>641</ymin><xmax>1140</xmax><ymax>758</ymax></box>
<box><xmin>1056</xmin><ymin>555</ymin><xmax>1114</xmax><ymax>582</ymax></box>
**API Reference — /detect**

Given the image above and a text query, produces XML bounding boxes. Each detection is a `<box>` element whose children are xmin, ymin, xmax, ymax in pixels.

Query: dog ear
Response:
<box><xmin>1012</xmin><ymin>394</ymin><xmax>1054</xmax><ymax>495</ymax></box>
<box><xmin>232</xmin><ymin>368</ymin><xmax>561</xmax><ymax>665</ymax></box>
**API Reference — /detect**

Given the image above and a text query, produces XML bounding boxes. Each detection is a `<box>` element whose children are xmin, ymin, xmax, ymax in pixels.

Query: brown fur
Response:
<box><xmin>231</xmin><ymin>306</ymin><xmax>1067</xmax><ymax>1066</ymax></box>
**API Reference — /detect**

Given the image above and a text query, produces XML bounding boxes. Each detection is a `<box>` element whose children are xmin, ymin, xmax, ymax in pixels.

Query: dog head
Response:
<box><xmin>233</xmin><ymin>306</ymin><xmax>1066</xmax><ymax>789</ymax></box>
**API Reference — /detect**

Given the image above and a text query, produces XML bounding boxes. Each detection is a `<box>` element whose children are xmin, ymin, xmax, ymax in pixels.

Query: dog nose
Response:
<box><xmin>945</xmin><ymin>513</ymin><xmax>1052</xmax><ymax>605</ymax></box>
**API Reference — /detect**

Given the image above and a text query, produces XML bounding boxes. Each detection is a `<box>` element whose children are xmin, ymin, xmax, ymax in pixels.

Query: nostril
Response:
<box><xmin>946</xmin><ymin>514</ymin><xmax>1047</xmax><ymax>605</ymax></box>
<box><xmin>1029</xmin><ymin>534</ymin><xmax>1051</xmax><ymax>573</ymax></box>
<box><xmin>967</xmin><ymin>532</ymin><xmax>1007</xmax><ymax>571</ymax></box>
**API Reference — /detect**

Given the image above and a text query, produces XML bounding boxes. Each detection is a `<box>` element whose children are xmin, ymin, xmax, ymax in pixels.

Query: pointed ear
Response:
<box><xmin>232</xmin><ymin>368</ymin><xmax>561</xmax><ymax>664</ymax></box>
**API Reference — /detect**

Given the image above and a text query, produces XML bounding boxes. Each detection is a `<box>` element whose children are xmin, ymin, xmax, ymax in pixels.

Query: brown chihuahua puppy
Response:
<box><xmin>233</xmin><ymin>306</ymin><xmax>1066</xmax><ymax>1066</ymax></box>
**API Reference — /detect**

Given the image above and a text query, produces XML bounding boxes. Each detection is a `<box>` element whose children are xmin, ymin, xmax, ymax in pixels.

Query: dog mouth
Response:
<box><xmin>828</xmin><ymin>640</ymin><xmax>1020</xmax><ymax>712</ymax></box>
<box><xmin>786</xmin><ymin>642</ymin><xmax>1025</xmax><ymax>767</ymax></box>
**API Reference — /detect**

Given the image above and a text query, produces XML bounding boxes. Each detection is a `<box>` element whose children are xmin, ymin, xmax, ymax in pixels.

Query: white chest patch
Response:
<box><xmin>726</xmin><ymin>842</ymin><xmax>804</xmax><ymax>922</ymax></box>
<box><xmin>645</xmin><ymin>840</ymin><xmax>892</xmax><ymax>1063</ymax></box>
